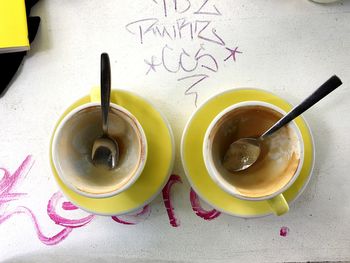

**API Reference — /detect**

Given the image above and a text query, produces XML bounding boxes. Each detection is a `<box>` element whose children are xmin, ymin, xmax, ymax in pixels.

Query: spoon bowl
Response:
<box><xmin>91</xmin><ymin>135</ymin><xmax>119</xmax><ymax>169</ymax></box>
<box><xmin>223</xmin><ymin>138</ymin><xmax>261</xmax><ymax>172</ymax></box>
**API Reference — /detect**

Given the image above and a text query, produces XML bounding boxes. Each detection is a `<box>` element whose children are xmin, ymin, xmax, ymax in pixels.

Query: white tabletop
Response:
<box><xmin>1</xmin><ymin>1</ymin><xmax>350</xmax><ymax>262</ymax></box>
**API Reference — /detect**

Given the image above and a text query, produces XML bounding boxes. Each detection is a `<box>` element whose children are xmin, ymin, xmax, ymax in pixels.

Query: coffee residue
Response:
<box><xmin>209</xmin><ymin>106</ymin><xmax>301</xmax><ymax>198</ymax></box>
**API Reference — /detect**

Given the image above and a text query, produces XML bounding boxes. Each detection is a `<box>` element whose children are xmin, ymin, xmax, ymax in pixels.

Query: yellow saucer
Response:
<box><xmin>181</xmin><ymin>88</ymin><xmax>315</xmax><ymax>217</ymax></box>
<box><xmin>50</xmin><ymin>89</ymin><xmax>175</xmax><ymax>216</ymax></box>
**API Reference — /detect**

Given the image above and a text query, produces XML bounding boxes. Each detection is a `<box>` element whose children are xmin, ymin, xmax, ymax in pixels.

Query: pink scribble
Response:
<box><xmin>0</xmin><ymin>155</ymin><xmax>33</xmax><ymax>208</ymax></box>
<box><xmin>2</xmin><ymin>156</ymin><xmax>180</xmax><ymax>246</ymax></box>
<box><xmin>111</xmin><ymin>205</ymin><xmax>151</xmax><ymax>225</ymax></box>
<box><xmin>2</xmin><ymin>157</ymin><xmax>223</xmax><ymax>246</ymax></box>
<box><xmin>280</xmin><ymin>226</ymin><xmax>290</xmax><ymax>237</ymax></box>
<box><xmin>47</xmin><ymin>191</ymin><xmax>95</xmax><ymax>228</ymax></box>
<box><xmin>0</xmin><ymin>156</ymin><xmax>90</xmax><ymax>245</ymax></box>
<box><xmin>111</xmin><ymin>216</ymin><xmax>134</xmax><ymax>225</ymax></box>
<box><xmin>190</xmin><ymin>188</ymin><xmax>221</xmax><ymax>220</ymax></box>
<box><xmin>0</xmin><ymin>206</ymin><xmax>72</xmax><ymax>245</ymax></box>
<box><xmin>62</xmin><ymin>201</ymin><xmax>78</xmax><ymax>211</ymax></box>
<box><xmin>0</xmin><ymin>192</ymin><xmax>27</xmax><ymax>203</ymax></box>
<box><xmin>162</xmin><ymin>174</ymin><xmax>182</xmax><ymax>227</ymax></box>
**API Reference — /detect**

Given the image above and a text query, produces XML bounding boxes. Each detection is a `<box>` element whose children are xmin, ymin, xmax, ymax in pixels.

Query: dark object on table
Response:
<box><xmin>0</xmin><ymin>0</ymin><xmax>41</xmax><ymax>97</ymax></box>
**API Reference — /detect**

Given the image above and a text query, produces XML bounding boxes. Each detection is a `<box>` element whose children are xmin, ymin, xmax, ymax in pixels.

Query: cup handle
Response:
<box><xmin>90</xmin><ymin>87</ymin><xmax>100</xmax><ymax>102</ymax></box>
<box><xmin>267</xmin><ymin>194</ymin><xmax>289</xmax><ymax>216</ymax></box>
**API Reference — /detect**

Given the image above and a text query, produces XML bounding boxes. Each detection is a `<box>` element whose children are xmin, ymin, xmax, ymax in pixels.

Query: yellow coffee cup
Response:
<box><xmin>51</xmin><ymin>87</ymin><xmax>148</xmax><ymax>199</ymax></box>
<box><xmin>203</xmin><ymin>101</ymin><xmax>304</xmax><ymax>216</ymax></box>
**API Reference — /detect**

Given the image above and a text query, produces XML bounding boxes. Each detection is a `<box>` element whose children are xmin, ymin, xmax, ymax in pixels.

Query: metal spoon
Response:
<box><xmin>91</xmin><ymin>53</ymin><xmax>119</xmax><ymax>169</ymax></box>
<box><xmin>223</xmin><ymin>75</ymin><xmax>343</xmax><ymax>173</ymax></box>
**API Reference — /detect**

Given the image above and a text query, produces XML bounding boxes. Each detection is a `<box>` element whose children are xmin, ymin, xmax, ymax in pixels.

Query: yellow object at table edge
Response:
<box><xmin>0</xmin><ymin>0</ymin><xmax>29</xmax><ymax>52</ymax></box>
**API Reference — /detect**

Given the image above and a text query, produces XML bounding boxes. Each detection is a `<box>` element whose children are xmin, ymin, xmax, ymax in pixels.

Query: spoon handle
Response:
<box><xmin>262</xmin><ymin>75</ymin><xmax>342</xmax><ymax>139</ymax></box>
<box><xmin>101</xmin><ymin>53</ymin><xmax>111</xmax><ymax>135</ymax></box>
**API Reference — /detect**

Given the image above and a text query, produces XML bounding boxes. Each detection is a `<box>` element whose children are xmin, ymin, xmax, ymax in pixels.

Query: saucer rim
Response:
<box><xmin>50</xmin><ymin>89</ymin><xmax>175</xmax><ymax>216</ymax></box>
<box><xmin>180</xmin><ymin>87</ymin><xmax>315</xmax><ymax>218</ymax></box>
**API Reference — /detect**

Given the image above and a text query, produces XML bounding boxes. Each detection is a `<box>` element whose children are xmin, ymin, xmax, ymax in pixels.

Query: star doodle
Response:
<box><xmin>144</xmin><ymin>56</ymin><xmax>162</xmax><ymax>75</ymax></box>
<box><xmin>224</xmin><ymin>46</ymin><xmax>242</xmax><ymax>62</ymax></box>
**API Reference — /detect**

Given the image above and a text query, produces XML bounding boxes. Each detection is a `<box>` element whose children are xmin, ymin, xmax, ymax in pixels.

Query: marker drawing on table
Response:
<box><xmin>190</xmin><ymin>188</ymin><xmax>221</xmax><ymax>220</ymax></box>
<box><xmin>47</xmin><ymin>191</ymin><xmax>95</xmax><ymax>228</ymax></box>
<box><xmin>1</xmin><ymin>157</ymin><xmax>220</xmax><ymax>245</ymax></box>
<box><xmin>0</xmin><ymin>157</ymin><xmax>157</xmax><ymax>245</ymax></box>
<box><xmin>125</xmin><ymin>0</ymin><xmax>243</xmax><ymax>106</ymax></box>
<box><xmin>0</xmin><ymin>156</ymin><xmax>90</xmax><ymax>245</ymax></box>
<box><xmin>162</xmin><ymin>174</ymin><xmax>182</xmax><ymax>227</ymax></box>
<box><xmin>111</xmin><ymin>205</ymin><xmax>151</xmax><ymax>225</ymax></box>
<box><xmin>0</xmin><ymin>156</ymin><xmax>69</xmax><ymax>245</ymax></box>
<box><xmin>280</xmin><ymin>226</ymin><xmax>290</xmax><ymax>237</ymax></box>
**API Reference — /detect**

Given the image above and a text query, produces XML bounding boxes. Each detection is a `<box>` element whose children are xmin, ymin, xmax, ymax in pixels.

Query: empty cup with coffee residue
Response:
<box><xmin>203</xmin><ymin>101</ymin><xmax>304</xmax><ymax>216</ymax></box>
<box><xmin>52</xmin><ymin>102</ymin><xmax>148</xmax><ymax>199</ymax></box>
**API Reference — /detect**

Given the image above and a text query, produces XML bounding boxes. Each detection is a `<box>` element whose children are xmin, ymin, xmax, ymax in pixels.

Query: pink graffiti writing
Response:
<box><xmin>47</xmin><ymin>191</ymin><xmax>95</xmax><ymax>228</ymax></box>
<box><xmin>111</xmin><ymin>205</ymin><xmax>151</xmax><ymax>225</ymax></box>
<box><xmin>190</xmin><ymin>188</ymin><xmax>221</xmax><ymax>220</ymax></box>
<box><xmin>162</xmin><ymin>174</ymin><xmax>182</xmax><ymax>227</ymax></box>
<box><xmin>0</xmin><ymin>156</ymin><xmax>72</xmax><ymax>245</ymax></box>
<box><xmin>0</xmin><ymin>155</ymin><xmax>33</xmax><ymax>207</ymax></box>
<box><xmin>62</xmin><ymin>201</ymin><xmax>78</xmax><ymax>211</ymax></box>
<box><xmin>1</xmin><ymin>156</ymin><xmax>224</xmax><ymax>246</ymax></box>
<box><xmin>0</xmin><ymin>206</ymin><xmax>73</xmax><ymax>245</ymax></box>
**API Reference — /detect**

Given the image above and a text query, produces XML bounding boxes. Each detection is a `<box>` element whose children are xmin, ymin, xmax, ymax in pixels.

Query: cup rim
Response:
<box><xmin>51</xmin><ymin>101</ymin><xmax>148</xmax><ymax>199</ymax></box>
<box><xmin>203</xmin><ymin>100</ymin><xmax>305</xmax><ymax>201</ymax></box>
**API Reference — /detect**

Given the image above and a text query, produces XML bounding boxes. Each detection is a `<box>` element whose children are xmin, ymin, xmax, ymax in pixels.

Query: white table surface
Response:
<box><xmin>1</xmin><ymin>0</ymin><xmax>350</xmax><ymax>262</ymax></box>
